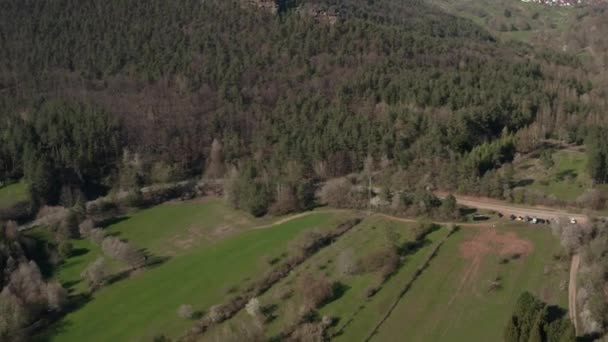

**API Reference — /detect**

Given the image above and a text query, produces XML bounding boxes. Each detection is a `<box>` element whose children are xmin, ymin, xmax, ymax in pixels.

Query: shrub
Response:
<box><xmin>298</xmin><ymin>273</ymin><xmax>334</xmax><ymax>308</ymax></box>
<box><xmin>46</xmin><ymin>281</ymin><xmax>68</xmax><ymax>311</ymax></box>
<box><xmin>178</xmin><ymin>304</ymin><xmax>194</xmax><ymax>319</ymax></box>
<box><xmin>318</xmin><ymin>178</ymin><xmax>353</xmax><ymax>208</ymax></box>
<box><xmin>101</xmin><ymin>236</ymin><xmax>146</xmax><ymax>269</ymax></box>
<box><xmin>58</xmin><ymin>240</ymin><xmax>73</xmax><ymax>259</ymax></box>
<box><xmin>90</xmin><ymin>228</ymin><xmax>106</xmax><ymax>244</ymax></box>
<box><xmin>245</xmin><ymin>297</ymin><xmax>261</xmax><ymax>317</ymax></box>
<box><xmin>336</xmin><ymin>248</ymin><xmax>360</xmax><ymax>276</ymax></box>
<box><xmin>78</xmin><ymin>218</ymin><xmax>95</xmax><ymax>237</ymax></box>
<box><xmin>361</xmin><ymin>246</ymin><xmax>400</xmax><ymax>280</ymax></box>
<box><xmin>81</xmin><ymin>257</ymin><xmax>106</xmax><ymax>290</ymax></box>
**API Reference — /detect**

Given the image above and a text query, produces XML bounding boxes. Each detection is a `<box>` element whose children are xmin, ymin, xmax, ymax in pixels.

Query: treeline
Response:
<box><xmin>0</xmin><ymin>222</ymin><xmax>69</xmax><ymax>340</ymax></box>
<box><xmin>0</xmin><ymin>0</ymin><xmax>606</xmax><ymax>209</ymax></box>
<box><xmin>505</xmin><ymin>292</ymin><xmax>574</xmax><ymax>342</ymax></box>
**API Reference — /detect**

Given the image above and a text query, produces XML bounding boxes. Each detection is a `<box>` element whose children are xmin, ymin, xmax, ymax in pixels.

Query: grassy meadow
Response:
<box><xmin>372</xmin><ymin>222</ymin><xmax>568</xmax><ymax>342</ymax></box>
<box><xmin>515</xmin><ymin>148</ymin><xmax>590</xmax><ymax>202</ymax></box>
<box><xmin>0</xmin><ymin>181</ymin><xmax>28</xmax><ymax>210</ymax></box>
<box><xmin>42</xmin><ymin>199</ymin><xmax>353</xmax><ymax>341</ymax></box>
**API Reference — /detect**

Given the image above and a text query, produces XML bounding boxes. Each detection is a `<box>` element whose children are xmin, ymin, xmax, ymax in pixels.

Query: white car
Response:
<box><xmin>570</xmin><ymin>218</ymin><xmax>577</xmax><ymax>224</ymax></box>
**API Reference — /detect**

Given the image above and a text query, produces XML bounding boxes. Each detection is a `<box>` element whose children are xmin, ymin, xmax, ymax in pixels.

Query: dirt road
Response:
<box><xmin>569</xmin><ymin>254</ymin><xmax>580</xmax><ymax>334</ymax></box>
<box><xmin>445</xmin><ymin>194</ymin><xmax>590</xmax><ymax>224</ymax></box>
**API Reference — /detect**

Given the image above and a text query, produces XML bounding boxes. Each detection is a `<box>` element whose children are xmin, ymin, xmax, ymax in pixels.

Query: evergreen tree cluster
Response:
<box><xmin>504</xmin><ymin>292</ymin><xmax>575</xmax><ymax>342</ymax></box>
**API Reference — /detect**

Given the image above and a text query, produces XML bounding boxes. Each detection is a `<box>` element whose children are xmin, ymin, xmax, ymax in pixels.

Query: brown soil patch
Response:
<box><xmin>448</xmin><ymin>229</ymin><xmax>534</xmax><ymax>306</ymax></box>
<box><xmin>459</xmin><ymin>229</ymin><xmax>534</xmax><ymax>262</ymax></box>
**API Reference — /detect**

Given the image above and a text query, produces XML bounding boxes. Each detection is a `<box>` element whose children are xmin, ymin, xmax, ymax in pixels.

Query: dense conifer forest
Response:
<box><xmin>1</xmin><ymin>0</ymin><xmax>605</xmax><ymax>210</ymax></box>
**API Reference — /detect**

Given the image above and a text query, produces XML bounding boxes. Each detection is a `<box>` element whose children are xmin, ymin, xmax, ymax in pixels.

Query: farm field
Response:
<box><xmin>372</xmin><ymin>222</ymin><xmax>569</xmax><ymax>342</ymax></box>
<box><xmin>0</xmin><ymin>181</ymin><xmax>28</xmax><ymax>210</ymax></box>
<box><xmin>42</xmin><ymin>199</ymin><xmax>355</xmax><ymax>341</ymax></box>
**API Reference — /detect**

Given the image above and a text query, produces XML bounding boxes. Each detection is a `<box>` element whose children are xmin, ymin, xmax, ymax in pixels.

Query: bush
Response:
<box><xmin>101</xmin><ymin>237</ymin><xmax>146</xmax><ymax>269</ymax></box>
<box><xmin>298</xmin><ymin>273</ymin><xmax>334</xmax><ymax>308</ymax></box>
<box><xmin>318</xmin><ymin>178</ymin><xmax>354</xmax><ymax>208</ymax></box>
<box><xmin>81</xmin><ymin>257</ymin><xmax>106</xmax><ymax>290</ymax></box>
<box><xmin>361</xmin><ymin>246</ymin><xmax>400</xmax><ymax>281</ymax></box>
<box><xmin>58</xmin><ymin>240</ymin><xmax>73</xmax><ymax>259</ymax></box>
<box><xmin>178</xmin><ymin>304</ymin><xmax>194</xmax><ymax>319</ymax></box>
<box><xmin>336</xmin><ymin>248</ymin><xmax>360</xmax><ymax>276</ymax></box>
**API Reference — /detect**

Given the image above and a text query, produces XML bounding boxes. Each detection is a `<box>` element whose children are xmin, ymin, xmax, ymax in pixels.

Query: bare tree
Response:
<box><xmin>318</xmin><ymin>178</ymin><xmax>352</xmax><ymax>208</ymax></box>
<box><xmin>8</xmin><ymin>262</ymin><xmax>47</xmax><ymax>313</ymax></box>
<box><xmin>101</xmin><ymin>236</ymin><xmax>146</xmax><ymax>269</ymax></box>
<box><xmin>297</xmin><ymin>273</ymin><xmax>334</xmax><ymax>309</ymax></box>
<box><xmin>90</xmin><ymin>228</ymin><xmax>106</xmax><ymax>245</ymax></box>
<box><xmin>81</xmin><ymin>257</ymin><xmax>106</xmax><ymax>290</ymax></box>
<box><xmin>204</xmin><ymin>138</ymin><xmax>225</xmax><ymax>179</ymax></box>
<box><xmin>269</xmin><ymin>184</ymin><xmax>298</xmax><ymax>215</ymax></box>
<box><xmin>0</xmin><ymin>288</ymin><xmax>29</xmax><ymax>340</ymax></box>
<box><xmin>336</xmin><ymin>248</ymin><xmax>359</xmax><ymax>276</ymax></box>
<box><xmin>245</xmin><ymin>297</ymin><xmax>261</xmax><ymax>317</ymax></box>
<box><xmin>78</xmin><ymin>218</ymin><xmax>95</xmax><ymax>237</ymax></box>
<box><xmin>46</xmin><ymin>281</ymin><xmax>68</xmax><ymax>311</ymax></box>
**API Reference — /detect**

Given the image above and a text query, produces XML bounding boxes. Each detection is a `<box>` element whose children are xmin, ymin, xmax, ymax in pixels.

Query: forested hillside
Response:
<box><xmin>1</xmin><ymin>0</ymin><xmax>608</xmax><ymax>340</ymax></box>
<box><xmin>1</xmin><ymin>0</ymin><xmax>605</xmax><ymax>212</ymax></box>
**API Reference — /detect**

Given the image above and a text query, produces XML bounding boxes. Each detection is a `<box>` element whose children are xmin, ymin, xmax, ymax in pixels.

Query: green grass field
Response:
<box><xmin>0</xmin><ymin>181</ymin><xmax>28</xmax><ymax>209</ymax></box>
<box><xmin>372</xmin><ymin>222</ymin><xmax>568</xmax><ymax>342</ymax></box>
<box><xmin>517</xmin><ymin>149</ymin><xmax>590</xmax><ymax>202</ymax></box>
<box><xmin>104</xmin><ymin>199</ymin><xmax>276</xmax><ymax>256</ymax></box>
<box><xmin>428</xmin><ymin>0</ymin><xmax>571</xmax><ymax>44</ymax></box>
<box><xmin>46</xmin><ymin>201</ymin><xmax>348</xmax><ymax>342</ymax></box>
<box><xmin>204</xmin><ymin>216</ymin><xmax>451</xmax><ymax>341</ymax></box>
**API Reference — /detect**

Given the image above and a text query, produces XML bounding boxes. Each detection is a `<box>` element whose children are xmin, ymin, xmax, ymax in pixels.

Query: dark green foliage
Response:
<box><xmin>504</xmin><ymin>292</ymin><xmax>575</xmax><ymax>342</ymax></box>
<box><xmin>586</xmin><ymin>127</ymin><xmax>608</xmax><ymax>183</ymax></box>
<box><xmin>540</xmin><ymin>149</ymin><xmax>555</xmax><ymax>170</ymax></box>
<box><xmin>297</xmin><ymin>180</ymin><xmax>317</xmax><ymax>211</ymax></box>
<box><xmin>19</xmin><ymin>101</ymin><xmax>120</xmax><ymax>204</ymax></box>
<box><xmin>463</xmin><ymin>135</ymin><xmax>515</xmax><ymax>177</ymax></box>
<box><xmin>440</xmin><ymin>194</ymin><xmax>460</xmax><ymax>220</ymax></box>
<box><xmin>229</xmin><ymin>164</ymin><xmax>271</xmax><ymax>217</ymax></box>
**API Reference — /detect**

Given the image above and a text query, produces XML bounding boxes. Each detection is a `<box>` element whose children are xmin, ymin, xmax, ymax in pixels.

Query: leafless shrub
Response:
<box><xmin>178</xmin><ymin>304</ymin><xmax>194</xmax><ymax>319</ymax></box>
<box><xmin>78</xmin><ymin>219</ymin><xmax>95</xmax><ymax>237</ymax></box>
<box><xmin>360</xmin><ymin>246</ymin><xmax>400</xmax><ymax>281</ymax></box>
<box><xmin>0</xmin><ymin>287</ymin><xmax>29</xmax><ymax>340</ymax></box>
<box><xmin>336</xmin><ymin>248</ymin><xmax>359</xmax><ymax>276</ymax></box>
<box><xmin>576</xmin><ymin>189</ymin><xmax>604</xmax><ymax>210</ymax></box>
<box><xmin>81</xmin><ymin>257</ymin><xmax>106</xmax><ymax>290</ymax></box>
<box><xmin>8</xmin><ymin>262</ymin><xmax>47</xmax><ymax>313</ymax></box>
<box><xmin>46</xmin><ymin>281</ymin><xmax>68</xmax><ymax>311</ymax></box>
<box><xmin>90</xmin><ymin>228</ymin><xmax>106</xmax><ymax>245</ymax></box>
<box><xmin>297</xmin><ymin>273</ymin><xmax>334</xmax><ymax>309</ymax></box>
<box><xmin>318</xmin><ymin>178</ymin><xmax>353</xmax><ymax>208</ymax></box>
<box><xmin>268</xmin><ymin>184</ymin><xmax>299</xmax><ymax>216</ymax></box>
<box><xmin>245</xmin><ymin>297</ymin><xmax>261</xmax><ymax>317</ymax></box>
<box><xmin>101</xmin><ymin>236</ymin><xmax>146</xmax><ymax>269</ymax></box>
<box><xmin>289</xmin><ymin>322</ymin><xmax>326</xmax><ymax>342</ymax></box>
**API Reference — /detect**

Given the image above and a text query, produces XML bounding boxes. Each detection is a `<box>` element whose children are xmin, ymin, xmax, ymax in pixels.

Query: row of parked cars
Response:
<box><xmin>508</xmin><ymin>215</ymin><xmax>577</xmax><ymax>225</ymax></box>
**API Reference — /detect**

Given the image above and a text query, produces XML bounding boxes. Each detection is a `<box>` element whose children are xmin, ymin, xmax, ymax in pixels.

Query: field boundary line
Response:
<box><xmin>363</xmin><ymin>227</ymin><xmax>457</xmax><ymax>342</ymax></box>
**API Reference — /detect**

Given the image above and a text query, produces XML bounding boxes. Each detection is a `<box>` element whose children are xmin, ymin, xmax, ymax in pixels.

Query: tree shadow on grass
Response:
<box><xmin>555</xmin><ymin>169</ymin><xmax>577</xmax><ymax>181</ymax></box>
<box><xmin>98</xmin><ymin>215</ymin><xmax>130</xmax><ymax>228</ymax></box>
<box><xmin>70</xmin><ymin>247</ymin><xmax>89</xmax><ymax>257</ymax></box>
<box><xmin>105</xmin><ymin>255</ymin><xmax>171</xmax><ymax>286</ymax></box>
<box><xmin>32</xmin><ymin>293</ymin><xmax>93</xmax><ymax>342</ymax></box>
